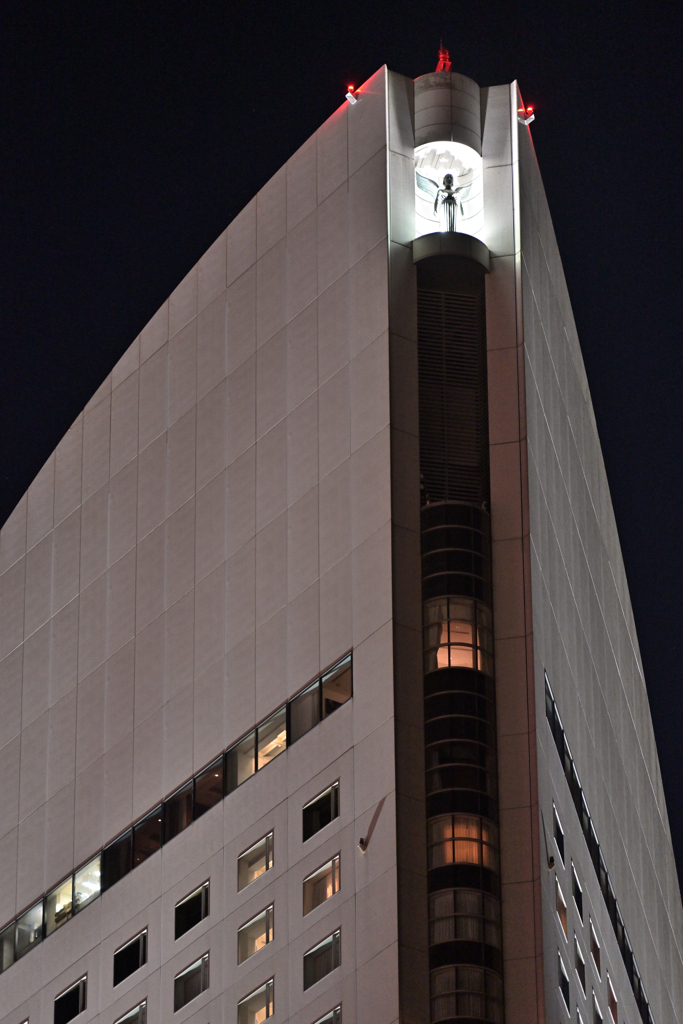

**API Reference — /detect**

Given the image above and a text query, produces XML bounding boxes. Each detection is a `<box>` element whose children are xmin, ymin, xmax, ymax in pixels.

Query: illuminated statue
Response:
<box><xmin>417</xmin><ymin>171</ymin><xmax>471</xmax><ymax>232</ymax></box>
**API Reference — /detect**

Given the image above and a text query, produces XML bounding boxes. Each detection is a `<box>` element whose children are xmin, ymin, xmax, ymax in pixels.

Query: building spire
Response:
<box><xmin>435</xmin><ymin>40</ymin><xmax>451</xmax><ymax>72</ymax></box>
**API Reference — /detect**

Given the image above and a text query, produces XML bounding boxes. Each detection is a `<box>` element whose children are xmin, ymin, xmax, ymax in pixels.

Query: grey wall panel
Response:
<box><xmin>0</xmin><ymin>65</ymin><xmax>400</xmax><ymax>1024</ymax></box>
<box><xmin>519</xmin><ymin>102</ymin><xmax>683</xmax><ymax>1022</ymax></box>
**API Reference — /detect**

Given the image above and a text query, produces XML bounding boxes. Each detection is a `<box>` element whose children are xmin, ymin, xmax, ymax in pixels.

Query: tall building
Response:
<box><xmin>0</xmin><ymin>58</ymin><xmax>681</xmax><ymax>1024</ymax></box>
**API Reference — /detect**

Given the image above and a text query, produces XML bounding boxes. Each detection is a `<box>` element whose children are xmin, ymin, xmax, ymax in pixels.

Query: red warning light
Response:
<box><xmin>345</xmin><ymin>84</ymin><xmax>358</xmax><ymax>105</ymax></box>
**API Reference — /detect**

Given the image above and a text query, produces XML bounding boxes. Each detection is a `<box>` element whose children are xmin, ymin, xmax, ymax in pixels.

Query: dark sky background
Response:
<box><xmin>1</xmin><ymin>2</ymin><xmax>683</xmax><ymax>877</ymax></box>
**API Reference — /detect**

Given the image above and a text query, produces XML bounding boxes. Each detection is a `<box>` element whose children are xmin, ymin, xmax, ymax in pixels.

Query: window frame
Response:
<box><xmin>237</xmin><ymin>977</ymin><xmax>274</xmax><ymax>1024</ymax></box>
<box><xmin>553</xmin><ymin>803</ymin><xmax>565</xmax><ymax>865</ymax></box>
<box><xmin>574</xmin><ymin>933</ymin><xmax>586</xmax><ymax>994</ymax></box>
<box><xmin>237</xmin><ymin>832</ymin><xmax>274</xmax><ymax>892</ymax></box>
<box><xmin>302</xmin><ymin>781</ymin><xmax>340</xmax><ymax>843</ymax></box>
<box><xmin>607</xmin><ymin>973</ymin><xmax>618</xmax><ymax>1023</ymax></box>
<box><xmin>237</xmin><ymin>904</ymin><xmax>274</xmax><ymax>964</ymax></box>
<box><xmin>556</xmin><ymin>876</ymin><xmax>568</xmax><ymax>939</ymax></box>
<box><xmin>303</xmin><ymin>854</ymin><xmax>341</xmax><ymax>916</ymax></box>
<box><xmin>558</xmin><ymin>952</ymin><xmax>570</xmax><ymax>1014</ymax></box>
<box><xmin>572</xmin><ymin>861</ymin><xmax>583</xmax><ymax>922</ymax></box>
<box><xmin>113</xmin><ymin>1001</ymin><xmax>147</xmax><ymax>1024</ymax></box>
<box><xmin>174</xmin><ymin>880</ymin><xmax>210</xmax><ymax>940</ymax></box>
<box><xmin>54</xmin><ymin>975</ymin><xmax>87</xmax><ymax>1024</ymax></box>
<box><xmin>303</xmin><ymin>928</ymin><xmax>341</xmax><ymax>990</ymax></box>
<box><xmin>590</xmin><ymin>919</ymin><xmax>601</xmax><ymax>978</ymax></box>
<box><xmin>113</xmin><ymin>928</ymin><xmax>148</xmax><ymax>987</ymax></box>
<box><xmin>173</xmin><ymin>952</ymin><xmax>210</xmax><ymax>1012</ymax></box>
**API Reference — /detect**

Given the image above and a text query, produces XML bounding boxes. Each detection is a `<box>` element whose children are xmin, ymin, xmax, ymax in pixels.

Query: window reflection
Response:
<box><xmin>15</xmin><ymin>902</ymin><xmax>43</xmax><ymax>959</ymax></box>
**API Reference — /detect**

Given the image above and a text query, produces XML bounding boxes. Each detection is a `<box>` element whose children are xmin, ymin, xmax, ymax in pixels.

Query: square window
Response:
<box><xmin>45</xmin><ymin>877</ymin><xmax>74</xmax><ymax>936</ymax></box>
<box><xmin>553</xmin><ymin>805</ymin><xmax>565</xmax><ymax>864</ymax></box>
<box><xmin>133</xmin><ymin>806</ymin><xmax>163</xmax><ymax>866</ymax></box>
<box><xmin>238</xmin><ymin>905</ymin><xmax>274</xmax><ymax>963</ymax></box>
<box><xmin>303</xmin><ymin>782</ymin><xmax>339</xmax><ymax>842</ymax></box>
<box><xmin>54</xmin><ymin>977</ymin><xmax>87</xmax><ymax>1024</ymax></box>
<box><xmin>303</xmin><ymin>929</ymin><xmax>341</xmax><ymax>990</ymax></box>
<box><xmin>74</xmin><ymin>854</ymin><xmax>101</xmax><ymax>912</ymax></box>
<box><xmin>257</xmin><ymin>707</ymin><xmax>287</xmax><ymax>770</ymax></box>
<box><xmin>194</xmin><ymin>756</ymin><xmax>224</xmax><ymax>819</ymax></box>
<box><xmin>113</xmin><ymin>930</ymin><xmax>147</xmax><ymax>986</ymax></box>
<box><xmin>238</xmin><ymin>833</ymin><xmax>274</xmax><ymax>891</ymax></box>
<box><xmin>321</xmin><ymin>656</ymin><xmax>352</xmax><ymax>718</ymax></box>
<box><xmin>15</xmin><ymin>901</ymin><xmax>43</xmax><ymax>959</ymax></box>
<box><xmin>574</xmin><ymin>934</ymin><xmax>586</xmax><ymax>993</ymax></box>
<box><xmin>556</xmin><ymin>878</ymin><xmax>568</xmax><ymax>939</ymax></box>
<box><xmin>164</xmin><ymin>782</ymin><xmax>193</xmax><ymax>843</ymax></box>
<box><xmin>102</xmin><ymin>829</ymin><xmax>133</xmax><ymax>892</ymax></box>
<box><xmin>114</xmin><ymin>1002</ymin><xmax>147</xmax><ymax>1024</ymax></box>
<box><xmin>303</xmin><ymin>855</ymin><xmax>340</xmax><ymax>915</ymax></box>
<box><xmin>572</xmin><ymin>863</ymin><xmax>583</xmax><ymax>922</ymax></box>
<box><xmin>590</xmin><ymin>920</ymin><xmax>601</xmax><ymax>977</ymax></box>
<box><xmin>558</xmin><ymin>953</ymin><xmax>570</xmax><ymax>1013</ymax></box>
<box><xmin>607</xmin><ymin>975</ymin><xmax>617</xmax><ymax>1023</ymax></box>
<box><xmin>312</xmin><ymin>1008</ymin><xmax>341</xmax><ymax>1024</ymax></box>
<box><xmin>289</xmin><ymin>681</ymin><xmax>321</xmax><ymax>744</ymax></box>
<box><xmin>227</xmin><ymin>732</ymin><xmax>256</xmax><ymax>793</ymax></box>
<box><xmin>237</xmin><ymin>978</ymin><xmax>274</xmax><ymax>1024</ymax></box>
<box><xmin>174</xmin><ymin>953</ymin><xmax>209</xmax><ymax>1012</ymax></box>
<box><xmin>175</xmin><ymin>881</ymin><xmax>210</xmax><ymax>939</ymax></box>
<box><xmin>0</xmin><ymin>921</ymin><xmax>14</xmax><ymax>973</ymax></box>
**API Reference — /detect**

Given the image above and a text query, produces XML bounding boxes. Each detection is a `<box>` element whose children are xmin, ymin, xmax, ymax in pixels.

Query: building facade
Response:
<box><xmin>0</xmin><ymin>62</ymin><xmax>681</xmax><ymax>1024</ymax></box>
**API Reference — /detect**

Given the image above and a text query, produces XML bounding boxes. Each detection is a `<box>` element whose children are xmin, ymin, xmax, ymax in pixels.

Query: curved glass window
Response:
<box><xmin>427</xmin><ymin>814</ymin><xmax>498</xmax><ymax>872</ymax></box>
<box><xmin>423</xmin><ymin>598</ymin><xmax>493</xmax><ymax>675</ymax></box>
<box><xmin>430</xmin><ymin>965</ymin><xmax>503</xmax><ymax>1023</ymax></box>
<box><xmin>429</xmin><ymin>889</ymin><xmax>501</xmax><ymax>948</ymax></box>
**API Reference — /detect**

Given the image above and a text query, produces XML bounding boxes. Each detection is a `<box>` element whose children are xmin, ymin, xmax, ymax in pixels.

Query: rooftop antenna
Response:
<box><xmin>435</xmin><ymin>40</ymin><xmax>451</xmax><ymax>73</ymax></box>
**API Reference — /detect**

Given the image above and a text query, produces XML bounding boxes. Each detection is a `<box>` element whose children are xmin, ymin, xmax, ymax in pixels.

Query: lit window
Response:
<box><xmin>427</xmin><ymin>814</ymin><xmax>499</xmax><ymax>871</ymax></box>
<box><xmin>290</xmin><ymin>657</ymin><xmax>352</xmax><ymax>745</ymax></box>
<box><xmin>54</xmin><ymin>976</ymin><xmax>87</xmax><ymax>1024</ymax></box>
<box><xmin>175</xmin><ymin>881</ymin><xmax>209</xmax><ymax>939</ymax></box>
<box><xmin>574</xmin><ymin>934</ymin><xmax>586</xmax><ymax>993</ymax></box>
<box><xmin>607</xmin><ymin>974</ymin><xmax>617</xmax><ymax>1023</ymax></box>
<box><xmin>558</xmin><ymin>954</ymin><xmax>570</xmax><ymax>1013</ymax></box>
<box><xmin>238</xmin><ymin>833</ymin><xmax>273</xmax><ymax>891</ymax></box>
<box><xmin>423</xmin><ymin>598</ymin><xmax>493</xmax><ymax>675</ymax></box>
<box><xmin>257</xmin><ymin>707</ymin><xmax>287</xmax><ymax>769</ymax></box>
<box><xmin>45</xmin><ymin>877</ymin><xmax>74</xmax><ymax>936</ymax></box>
<box><xmin>556</xmin><ymin>878</ymin><xmax>568</xmax><ymax>939</ymax></box>
<box><xmin>238</xmin><ymin>905</ymin><xmax>274</xmax><ymax>963</ymax></box>
<box><xmin>430</xmin><ymin>965</ymin><xmax>503</xmax><ymax>1023</ymax></box>
<box><xmin>572</xmin><ymin>863</ymin><xmax>583</xmax><ymax>921</ymax></box>
<box><xmin>114</xmin><ymin>1002</ymin><xmax>147</xmax><ymax>1024</ymax></box>
<box><xmin>174</xmin><ymin>953</ymin><xmax>209</xmax><ymax>1012</ymax></box>
<box><xmin>592</xmin><ymin>991</ymin><xmax>603</xmax><ymax>1024</ymax></box>
<box><xmin>16</xmin><ymin>901</ymin><xmax>43</xmax><ymax>959</ymax></box>
<box><xmin>303</xmin><ymin>856</ymin><xmax>341</xmax><ymax>915</ymax></box>
<box><xmin>312</xmin><ymin>1007</ymin><xmax>341</xmax><ymax>1024</ymax></box>
<box><xmin>553</xmin><ymin>805</ymin><xmax>565</xmax><ymax>864</ymax></box>
<box><xmin>238</xmin><ymin>979</ymin><xmax>274</xmax><ymax>1024</ymax></box>
<box><xmin>303</xmin><ymin>782</ymin><xmax>340</xmax><ymax>842</ymax></box>
<box><xmin>303</xmin><ymin>929</ymin><xmax>341</xmax><ymax>989</ymax></box>
<box><xmin>113</xmin><ymin>930</ymin><xmax>147</xmax><ymax>986</ymax></box>
<box><xmin>73</xmin><ymin>855</ymin><xmax>101</xmax><ymax>913</ymax></box>
<box><xmin>590</xmin><ymin>920</ymin><xmax>601</xmax><ymax>977</ymax></box>
<box><xmin>429</xmin><ymin>889</ymin><xmax>501</xmax><ymax>947</ymax></box>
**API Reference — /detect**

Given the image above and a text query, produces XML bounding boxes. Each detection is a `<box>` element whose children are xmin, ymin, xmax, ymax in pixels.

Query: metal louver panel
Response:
<box><xmin>418</xmin><ymin>288</ymin><xmax>489</xmax><ymax>506</ymax></box>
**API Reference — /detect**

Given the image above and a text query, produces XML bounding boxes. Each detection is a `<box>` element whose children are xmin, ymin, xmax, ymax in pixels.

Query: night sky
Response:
<box><xmin>2</xmin><ymin>3</ymin><xmax>683</xmax><ymax>878</ymax></box>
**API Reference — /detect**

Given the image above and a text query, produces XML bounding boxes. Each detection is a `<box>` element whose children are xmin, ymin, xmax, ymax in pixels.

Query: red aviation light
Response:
<box><xmin>518</xmin><ymin>103</ymin><xmax>535</xmax><ymax>125</ymax></box>
<box><xmin>345</xmin><ymin>84</ymin><xmax>358</xmax><ymax>105</ymax></box>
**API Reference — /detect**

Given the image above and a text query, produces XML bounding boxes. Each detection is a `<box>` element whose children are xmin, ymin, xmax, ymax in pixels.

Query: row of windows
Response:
<box><xmin>545</xmin><ymin>674</ymin><xmax>653</xmax><ymax>1024</ymax></box>
<box><xmin>51</xmin><ymin>794</ymin><xmax>343</xmax><ymax>1022</ymax></box>
<box><xmin>559</xmin><ymin>949</ymin><xmax>619</xmax><ymax>1024</ymax></box>
<box><xmin>0</xmin><ymin>656</ymin><xmax>351</xmax><ymax>977</ymax></box>
<box><xmin>52</xmin><ymin>936</ymin><xmax>342</xmax><ymax>1024</ymax></box>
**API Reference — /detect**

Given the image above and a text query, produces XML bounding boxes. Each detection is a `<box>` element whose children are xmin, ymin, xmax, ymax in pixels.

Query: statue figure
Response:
<box><xmin>417</xmin><ymin>170</ymin><xmax>472</xmax><ymax>232</ymax></box>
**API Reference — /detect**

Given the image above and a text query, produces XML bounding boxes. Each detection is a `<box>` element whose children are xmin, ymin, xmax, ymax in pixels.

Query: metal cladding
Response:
<box><xmin>414</xmin><ymin>71</ymin><xmax>482</xmax><ymax>152</ymax></box>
